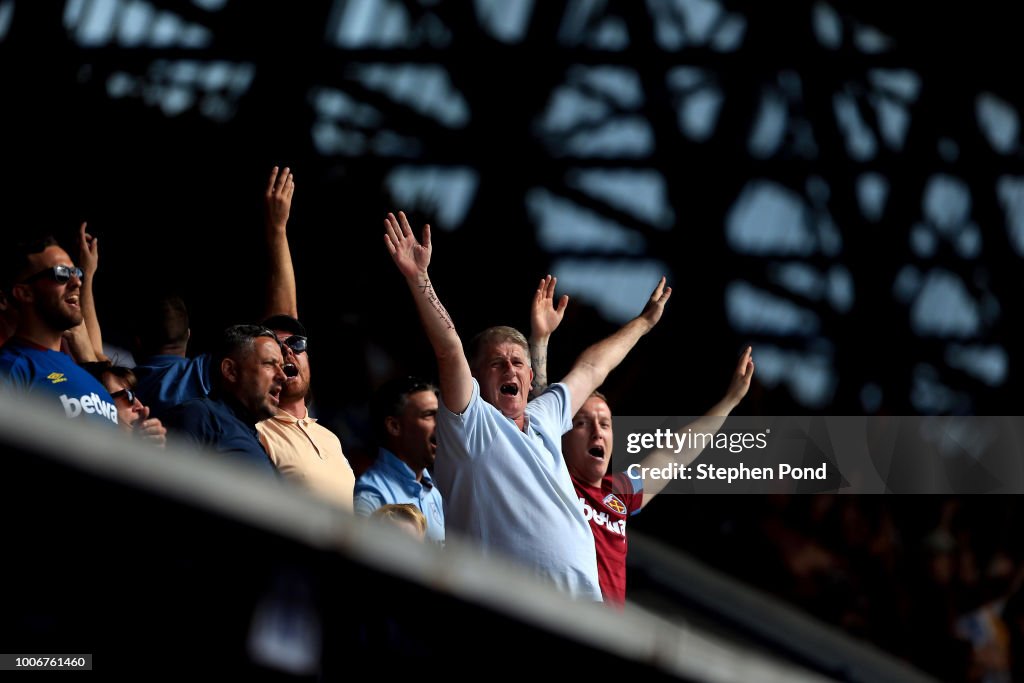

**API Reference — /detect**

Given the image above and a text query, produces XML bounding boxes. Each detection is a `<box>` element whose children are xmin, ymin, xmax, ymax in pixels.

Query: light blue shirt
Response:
<box><xmin>435</xmin><ymin>380</ymin><xmax>601</xmax><ymax>601</ymax></box>
<box><xmin>354</xmin><ymin>448</ymin><xmax>445</xmax><ymax>545</ymax></box>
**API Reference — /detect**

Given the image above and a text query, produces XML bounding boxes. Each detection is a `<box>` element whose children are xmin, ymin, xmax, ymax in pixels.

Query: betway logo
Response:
<box><xmin>59</xmin><ymin>392</ymin><xmax>119</xmax><ymax>425</ymax></box>
<box><xmin>580</xmin><ymin>499</ymin><xmax>626</xmax><ymax>536</ymax></box>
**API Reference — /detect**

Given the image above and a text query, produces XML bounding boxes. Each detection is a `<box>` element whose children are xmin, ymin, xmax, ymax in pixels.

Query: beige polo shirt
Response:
<box><xmin>257</xmin><ymin>409</ymin><xmax>355</xmax><ymax>511</ymax></box>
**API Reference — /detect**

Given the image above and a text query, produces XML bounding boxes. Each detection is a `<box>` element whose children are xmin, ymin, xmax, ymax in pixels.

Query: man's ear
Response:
<box><xmin>11</xmin><ymin>283</ymin><xmax>33</xmax><ymax>306</ymax></box>
<box><xmin>385</xmin><ymin>415</ymin><xmax>401</xmax><ymax>438</ymax></box>
<box><xmin>221</xmin><ymin>357</ymin><xmax>238</xmax><ymax>384</ymax></box>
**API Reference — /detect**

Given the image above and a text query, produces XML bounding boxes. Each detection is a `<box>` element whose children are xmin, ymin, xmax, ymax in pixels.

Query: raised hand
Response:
<box><xmin>265</xmin><ymin>166</ymin><xmax>295</xmax><ymax>232</ymax></box>
<box><xmin>531</xmin><ymin>275</ymin><xmax>568</xmax><ymax>341</ymax></box>
<box><xmin>384</xmin><ymin>211</ymin><xmax>431</xmax><ymax>280</ymax></box>
<box><xmin>723</xmin><ymin>346</ymin><xmax>755</xmax><ymax>408</ymax></box>
<box><xmin>638</xmin><ymin>276</ymin><xmax>672</xmax><ymax>330</ymax></box>
<box><xmin>62</xmin><ymin>321</ymin><xmax>98</xmax><ymax>362</ymax></box>
<box><xmin>78</xmin><ymin>221</ymin><xmax>98</xmax><ymax>279</ymax></box>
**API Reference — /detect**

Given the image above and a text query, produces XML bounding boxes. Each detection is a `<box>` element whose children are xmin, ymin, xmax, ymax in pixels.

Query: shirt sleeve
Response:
<box><xmin>525</xmin><ymin>382</ymin><xmax>572</xmax><ymax>435</ymax></box>
<box><xmin>0</xmin><ymin>356</ymin><xmax>28</xmax><ymax>390</ymax></box>
<box><xmin>436</xmin><ymin>379</ymin><xmax>498</xmax><ymax>461</ymax></box>
<box><xmin>610</xmin><ymin>471</ymin><xmax>645</xmax><ymax>515</ymax></box>
<box><xmin>353</xmin><ymin>487</ymin><xmax>385</xmax><ymax>517</ymax></box>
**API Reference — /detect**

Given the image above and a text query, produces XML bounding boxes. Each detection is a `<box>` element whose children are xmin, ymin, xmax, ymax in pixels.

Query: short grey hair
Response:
<box><xmin>467</xmin><ymin>326</ymin><xmax>531</xmax><ymax>370</ymax></box>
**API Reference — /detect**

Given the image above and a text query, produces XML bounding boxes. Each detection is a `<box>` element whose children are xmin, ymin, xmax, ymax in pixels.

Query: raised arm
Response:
<box><xmin>561</xmin><ymin>277</ymin><xmax>671</xmax><ymax>416</ymax></box>
<box><xmin>77</xmin><ymin>222</ymin><xmax>107</xmax><ymax>361</ymax></box>
<box><xmin>63</xmin><ymin>319</ymin><xmax>100</xmax><ymax>363</ymax></box>
<box><xmin>264</xmin><ymin>166</ymin><xmax>298</xmax><ymax>319</ymax></box>
<box><xmin>638</xmin><ymin>346</ymin><xmax>754</xmax><ymax>507</ymax></box>
<box><xmin>384</xmin><ymin>211</ymin><xmax>473</xmax><ymax>413</ymax></box>
<box><xmin>529</xmin><ymin>274</ymin><xmax>568</xmax><ymax>397</ymax></box>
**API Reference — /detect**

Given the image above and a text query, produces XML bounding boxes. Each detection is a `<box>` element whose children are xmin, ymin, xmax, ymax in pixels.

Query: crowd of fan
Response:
<box><xmin>1</xmin><ymin>166</ymin><xmax>1016</xmax><ymax>679</ymax></box>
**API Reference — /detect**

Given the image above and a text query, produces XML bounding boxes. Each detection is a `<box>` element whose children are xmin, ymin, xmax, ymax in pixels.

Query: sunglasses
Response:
<box><xmin>281</xmin><ymin>335</ymin><xmax>308</xmax><ymax>354</ymax></box>
<box><xmin>110</xmin><ymin>388</ymin><xmax>137</xmax><ymax>404</ymax></box>
<box><xmin>21</xmin><ymin>264</ymin><xmax>84</xmax><ymax>285</ymax></box>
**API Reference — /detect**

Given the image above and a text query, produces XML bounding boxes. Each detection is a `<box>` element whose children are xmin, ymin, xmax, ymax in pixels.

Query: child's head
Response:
<box><xmin>371</xmin><ymin>503</ymin><xmax>427</xmax><ymax>541</ymax></box>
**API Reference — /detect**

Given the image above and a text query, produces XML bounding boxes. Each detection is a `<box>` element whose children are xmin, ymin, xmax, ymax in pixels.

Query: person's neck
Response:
<box><xmin>573</xmin><ymin>470</ymin><xmax>603</xmax><ymax>488</ymax></box>
<box><xmin>389</xmin><ymin>447</ymin><xmax>424</xmax><ymax>482</ymax></box>
<box><xmin>158</xmin><ymin>343</ymin><xmax>187</xmax><ymax>358</ymax></box>
<box><xmin>16</xmin><ymin>321</ymin><xmax>63</xmax><ymax>351</ymax></box>
<box><xmin>278</xmin><ymin>397</ymin><xmax>306</xmax><ymax>420</ymax></box>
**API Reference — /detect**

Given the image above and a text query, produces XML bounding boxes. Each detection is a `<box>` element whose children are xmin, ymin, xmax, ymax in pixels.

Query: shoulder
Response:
<box><xmin>438</xmin><ymin>378</ymin><xmax>486</xmax><ymax>421</ymax></box>
<box><xmin>0</xmin><ymin>344</ymin><xmax>29</xmax><ymax>374</ymax></box>
<box><xmin>306</xmin><ymin>419</ymin><xmax>342</xmax><ymax>442</ymax></box>
<box><xmin>165</xmin><ymin>397</ymin><xmax>220</xmax><ymax>426</ymax></box>
<box><xmin>526</xmin><ymin>382</ymin><xmax>570</xmax><ymax>425</ymax></box>
<box><xmin>354</xmin><ymin>471</ymin><xmax>384</xmax><ymax>492</ymax></box>
<box><xmin>608</xmin><ymin>471</ymin><xmax>643</xmax><ymax>503</ymax></box>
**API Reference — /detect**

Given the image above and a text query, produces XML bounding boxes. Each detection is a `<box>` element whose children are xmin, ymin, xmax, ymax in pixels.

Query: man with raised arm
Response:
<box><xmin>0</xmin><ymin>234</ymin><xmax>119</xmax><ymax>427</ymax></box>
<box><xmin>529</xmin><ymin>277</ymin><xmax>755</xmax><ymax>602</ymax></box>
<box><xmin>256</xmin><ymin>166</ymin><xmax>356</xmax><ymax>511</ymax></box>
<box><xmin>384</xmin><ymin>211</ymin><xmax>670</xmax><ymax>600</ymax></box>
<box><xmin>132</xmin><ymin>166</ymin><xmax>298</xmax><ymax>419</ymax></box>
<box><xmin>562</xmin><ymin>361</ymin><xmax>753</xmax><ymax>604</ymax></box>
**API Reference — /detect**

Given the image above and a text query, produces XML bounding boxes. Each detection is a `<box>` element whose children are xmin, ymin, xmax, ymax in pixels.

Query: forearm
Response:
<box><xmin>79</xmin><ymin>274</ymin><xmax>106</xmax><ymax>360</ymax></box>
<box><xmin>405</xmin><ymin>271</ymin><xmax>461</xmax><ymax>355</ymax></box>
<box><xmin>638</xmin><ymin>413</ymin><xmax>728</xmax><ymax>502</ymax></box>
<box><xmin>404</xmin><ymin>270</ymin><xmax>473</xmax><ymax>411</ymax></box>
<box><xmin>529</xmin><ymin>334</ymin><xmax>550</xmax><ymax>395</ymax></box>
<box><xmin>65</xmin><ymin>323</ymin><xmax>99</xmax><ymax>363</ymax></box>
<box><xmin>581</xmin><ymin>316</ymin><xmax>651</xmax><ymax>375</ymax></box>
<box><xmin>264</xmin><ymin>228</ymin><xmax>298</xmax><ymax>318</ymax></box>
<box><xmin>565</xmin><ymin>316</ymin><xmax>651</xmax><ymax>399</ymax></box>
<box><xmin>706</xmin><ymin>395</ymin><xmax>741</xmax><ymax>417</ymax></box>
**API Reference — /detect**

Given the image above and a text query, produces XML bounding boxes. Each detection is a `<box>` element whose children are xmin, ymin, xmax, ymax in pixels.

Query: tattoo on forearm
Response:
<box><xmin>531</xmin><ymin>349</ymin><xmax>548</xmax><ymax>390</ymax></box>
<box><xmin>420</xmin><ymin>278</ymin><xmax>454</xmax><ymax>330</ymax></box>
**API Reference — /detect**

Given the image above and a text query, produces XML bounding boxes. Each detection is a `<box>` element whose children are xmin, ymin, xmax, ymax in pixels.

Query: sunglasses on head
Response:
<box><xmin>281</xmin><ymin>335</ymin><xmax>307</xmax><ymax>354</ymax></box>
<box><xmin>21</xmin><ymin>264</ymin><xmax>84</xmax><ymax>285</ymax></box>
<box><xmin>110</xmin><ymin>388</ymin><xmax>137</xmax><ymax>404</ymax></box>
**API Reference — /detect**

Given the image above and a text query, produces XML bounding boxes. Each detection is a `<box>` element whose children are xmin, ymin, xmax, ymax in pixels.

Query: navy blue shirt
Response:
<box><xmin>133</xmin><ymin>353</ymin><xmax>213</xmax><ymax>419</ymax></box>
<box><xmin>163</xmin><ymin>394</ymin><xmax>277</xmax><ymax>475</ymax></box>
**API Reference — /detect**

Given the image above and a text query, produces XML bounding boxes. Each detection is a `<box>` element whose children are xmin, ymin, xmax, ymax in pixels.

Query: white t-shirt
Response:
<box><xmin>435</xmin><ymin>380</ymin><xmax>601</xmax><ymax>601</ymax></box>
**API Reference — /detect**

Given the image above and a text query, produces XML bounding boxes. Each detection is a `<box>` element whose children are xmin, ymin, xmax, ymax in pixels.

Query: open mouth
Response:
<box><xmin>269</xmin><ymin>385</ymin><xmax>282</xmax><ymax>404</ymax></box>
<box><xmin>588</xmin><ymin>446</ymin><xmax>605</xmax><ymax>460</ymax></box>
<box><xmin>500</xmin><ymin>383</ymin><xmax>519</xmax><ymax>396</ymax></box>
<box><xmin>65</xmin><ymin>295</ymin><xmax>80</xmax><ymax>308</ymax></box>
<box><xmin>283</xmin><ymin>363</ymin><xmax>298</xmax><ymax>379</ymax></box>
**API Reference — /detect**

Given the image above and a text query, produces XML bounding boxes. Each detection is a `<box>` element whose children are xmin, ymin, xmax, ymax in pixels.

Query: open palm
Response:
<box><xmin>384</xmin><ymin>211</ymin><xmax>431</xmax><ymax>278</ymax></box>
